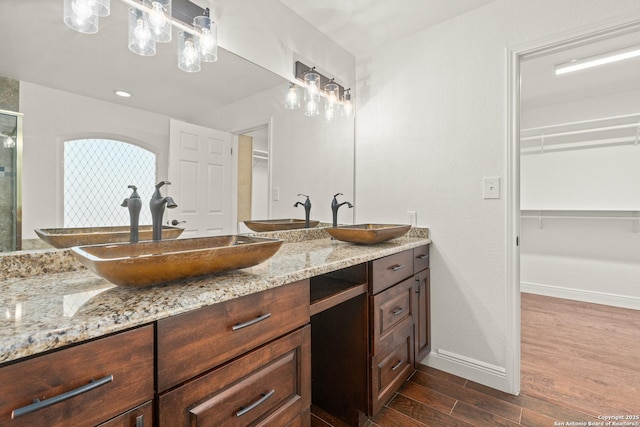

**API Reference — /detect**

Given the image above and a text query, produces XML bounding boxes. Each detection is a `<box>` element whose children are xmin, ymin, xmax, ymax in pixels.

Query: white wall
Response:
<box><xmin>354</xmin><ymin>0</ymin><xmax>640</xmax><ymax>392</ymax></box>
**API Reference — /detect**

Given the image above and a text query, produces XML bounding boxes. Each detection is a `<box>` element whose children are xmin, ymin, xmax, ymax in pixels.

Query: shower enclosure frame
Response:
<box><xmin>0</xmin><ymin>109</ymin><xmax>23</xmax><ymax>251</ymax></box>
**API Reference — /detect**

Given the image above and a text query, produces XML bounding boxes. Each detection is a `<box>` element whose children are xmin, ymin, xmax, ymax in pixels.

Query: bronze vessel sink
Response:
<box><xmin>70</xmin><ymin>235</ymin><xmax>283</xmax><ymax>287</ymax></box>
<box><xmin>326</xmin><ymin>224</ymin><xmax>411</xmax><ymax>244</ymax></box>
<box><xmin>34</xmin><ymin>225</ymin><xmax>184</xmax><ymax>249</ymax></box>
<box><xmin>244</xmin><ymin>219</ymin><xmax>319</xmax><ymax>232</ymax></box>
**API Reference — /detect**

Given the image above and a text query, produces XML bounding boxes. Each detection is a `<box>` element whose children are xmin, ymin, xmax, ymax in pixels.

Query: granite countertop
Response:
<box><xmin>0</xmin><ymin>228</ymin><xmax>430</xmax><ymax>365</ymax></box>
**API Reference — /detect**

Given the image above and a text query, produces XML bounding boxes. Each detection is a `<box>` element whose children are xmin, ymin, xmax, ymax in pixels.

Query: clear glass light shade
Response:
<box><xmin>342</xmin><ymin>89</ymin><xmax>354</xmax><ymax>118</ymax></box>
<box><xmin>324</xmin><ymin>82</ymin><xmax>339</xmax><ymax>110</ymax></box>
<box><xmin>303</xmin><ymin>71</ymin><xmax>321</xmax><ymax>102</ymax></box>
<box><xmin>128</xmin><ymin>8</ymin><xmax>156</xmax><ymax>56</ymax></box>
<box><xmin>284</xmin><ymin>83</ymin><xmax>301</xmax><ymax>110</ymax></box>
<box><xmin>178</xmin><ymin>32</ymin><xmax>201</xmax><ymax>73</ymax></box>
<box><xmin>304</xmin><ymin>98</ymin><xmax>320</xmax><ymax>117</ymax></box>
<box><xmin>63</xmin><ymin>0</ymin><xmax>99</xmax><ymax>34</ymax></box>
<box><xmin>193</xmin><ymin>15</ymin><xmax>217</xmax><ymax>63</ymax></box>
<box><xmin>324</xmin><ymin>105</ymin><xmax>336</xmax><ymax>123</ymax></box>
<box><xmin>3</xmin><ymin>135</ymin><xmax>15</xmax><ymax>149</ymax></box>
<box><xmin>91</xmin><ymin>0</ymin><xmax>111</xmax><ymax>17</ymax></box>
<box><xmin>144</xmin><ymin>0</ymin><xmax>172</xmax><ymax>43</ymax></box>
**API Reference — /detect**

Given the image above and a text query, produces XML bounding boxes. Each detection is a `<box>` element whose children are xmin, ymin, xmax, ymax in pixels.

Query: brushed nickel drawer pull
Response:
<box><xmin>11</xmin><ymin>375</ymin><xmax>114</xmax><ymax>419</ymax></box>
<box><xmin>416</xmin><ymin>254</ymin><xmax>428</xmax><ymax>260</ymax></box>
<box><xmin>391</xmin><ymin>360</ymin><xmax>404</xmax><ymax>371</ymax></box>
<box><xmin>236</xmin><ymin>389</ymin><xmax>275</xmax><ymax>417</ymax></box>
<box><xmin>391</xmin><ymin>307</ymin><xmax>405</xmax><ymax>316</ymax></box>
<box><xmin>232</xmin><ymin>313</ymin><xmax>272</xmax><ymax>331</ymax></box>
<box><xmin>136</xmin><ymin>415</ymin><xmax>144</xmax><ymax>427</ymax></box>
<box><xmin>389</xmin><ymin>264</ymin><xmax>405</xmax><ymax>272</ymax></box>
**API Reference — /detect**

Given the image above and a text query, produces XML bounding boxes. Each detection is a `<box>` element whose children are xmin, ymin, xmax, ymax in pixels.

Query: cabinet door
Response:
<box><xmin>372</xmin><ymin>276</ymin><xmax>415</xmax><ymax>355</ymax></box>
<box><xmin>414</xmin><ymin>270</ymin><xmax>431</xmax><ymax>365</ymax></box>
<box><xmin>159</xmin><ymin>326</ymin><xmax>311</xmax><ymax>427</ymax></box>
<box><xmin>0</xmin><ymin>326</ymin><xmax>154</xmax><ymax>427</ymax></box>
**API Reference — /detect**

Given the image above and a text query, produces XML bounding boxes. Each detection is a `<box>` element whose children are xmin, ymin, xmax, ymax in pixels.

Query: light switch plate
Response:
<box><xmin>272</xmin><ymin>187</ymin><xmax>280</xmax><ymax>201</ymax></box>
<box><xmin>483</xmin><ymin>177</ymin><xmax>500</xmax><ymax>199</ymax></box>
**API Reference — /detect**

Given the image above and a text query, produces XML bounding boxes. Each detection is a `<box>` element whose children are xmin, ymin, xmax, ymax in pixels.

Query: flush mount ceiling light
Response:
<box><xmin>555</xmin><ymin>45</ymin><xmax>640</xmax><ymax>75</ymax></box>
<box><xmin>63</xmin><ymin>0</ymin><xmax>219</xmax><ymax>73</ymax></box>
<box><xmin>290</xmin><ymin>61</ymin><xmax>354</xmax><ymax>122</ymax></box>
<box><xmin>114</xmin><ymin>90</ymin><xmax>132</xmax><ymax>97</ymax></box>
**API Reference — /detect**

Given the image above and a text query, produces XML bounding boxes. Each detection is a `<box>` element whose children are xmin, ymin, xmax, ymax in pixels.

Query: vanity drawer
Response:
<box><xmin>0</xmin><ymin>325</ymin><xmax>154</xmax><ymax>427</ymax></box>
<box><xmin>413</xmin><ymin>245</ymin><xmax>430</xmax><ymax>273</ymax></box>
<box><xmin>371</xmin><ymin>276</ymin><xmax>415</xmax><ymax>355</ymax></box>
<box><xmin>370</xmin><ymin>328</ymin><xmax>414</xmax><ymax>415</ymax></box>
<box><xmin>159</xmin><ymin>325</ymin><xmax>311</xmax><ymax>427</ymax></box>
<box><xmin>98</xmin><ymin>401</ymin><xmax>153</xmax><ymax>427</ymax></box>
<box><xmin>157</xmin><ymin>280</ymin><xmax>310</xmax><ymax>391</ymax></box>
<box><xmin>369</xmin><ymin>249</ymin><xmax>414</xmax><ymax>294</ymax></box>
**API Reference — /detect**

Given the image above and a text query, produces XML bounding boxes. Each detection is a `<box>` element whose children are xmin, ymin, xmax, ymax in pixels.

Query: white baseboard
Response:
<box><xmin>420</xmin><ymin>348</ymin><xmax>511</xmax><ymax>394</ymax></box>
<box><xmin>521</xmin><ymin>281</ymin><xmax>640</xmax><ymax>310</ymax></box>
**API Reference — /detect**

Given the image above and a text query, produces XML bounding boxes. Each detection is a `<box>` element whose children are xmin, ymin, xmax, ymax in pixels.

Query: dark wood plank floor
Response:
<box><xmin>313</xmin><ymin>293</ymin><xmax>640</xmax><ymax>427</ymax></box>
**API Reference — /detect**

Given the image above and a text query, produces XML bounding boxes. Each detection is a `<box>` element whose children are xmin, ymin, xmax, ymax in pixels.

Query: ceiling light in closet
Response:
<box><xmin>555</xmin><ymin>45</ymin><xmax>640</xmax><ymax>75</ymax></box>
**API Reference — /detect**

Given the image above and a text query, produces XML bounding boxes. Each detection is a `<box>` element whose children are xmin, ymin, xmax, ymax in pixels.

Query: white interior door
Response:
<box><xmin>169</xmin><ymin>119</ymin><xmax>233</xmax><ymax>238</ymax></box>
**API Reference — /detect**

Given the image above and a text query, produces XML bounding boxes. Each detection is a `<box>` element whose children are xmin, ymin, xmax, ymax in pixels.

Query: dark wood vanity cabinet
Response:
<box><xmin>156</xmin><ymin>280</ymin><xmax>311</xmax><ymax>427</ymax></box>
<box><xmin>0</xmin><ymin>325</ymin><xmax>154</xmax><ymax>427</ymax></box>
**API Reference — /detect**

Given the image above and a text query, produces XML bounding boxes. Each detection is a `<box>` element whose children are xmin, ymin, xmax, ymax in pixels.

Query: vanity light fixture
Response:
<box><xmin>63</xmin><ymin>0</ymin><xmax>219</xmax><ymax>73</ymax></box>
<box><xmin>291</xmin><ymin>61</ymin><xmax>354</xmax><ymax>121</ymax></box>
<box><xmin>555</xmin><ymin>45</ymin><xmax>640</xmax><ymax>75</ymax></box>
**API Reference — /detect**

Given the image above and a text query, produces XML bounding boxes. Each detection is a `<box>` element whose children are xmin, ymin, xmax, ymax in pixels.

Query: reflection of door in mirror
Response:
<box><xmin>237</xmin><ymin>126</ymin><xmax>269</xmax><ymax>228</ymax></box>
<box><xmin>0</xmin><ymin>110</ymin><xmax>22</xmax><ymax>252</ymax></box>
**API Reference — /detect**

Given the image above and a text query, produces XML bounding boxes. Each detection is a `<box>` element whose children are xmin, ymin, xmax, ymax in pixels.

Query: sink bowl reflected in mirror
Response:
<box><xmin>244</xmin><ymin>219</ymin><xmax>320</xmax><ymax>232</ymax></box>
<box><xmin>34</xmin><ymin>226</ymin><xmax>184</xmax><ymax>249</ymax></box>
<box><xmin>327</xmin><ymin>224</ymin><xmax>411</xmax><ymax>244</ymax></box>
<box><xmin>70</xmin><ymin>235</ymin><xmax>283</xmax><ymax>287</ymax></box>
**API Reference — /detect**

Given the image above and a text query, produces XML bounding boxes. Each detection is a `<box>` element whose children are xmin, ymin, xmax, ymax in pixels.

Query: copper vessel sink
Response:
<box><xmin>326</xmin><ymin>224</ymin><xmax>411</xmax><ymax>244</ymax></box>
<box><xmin>70</xmin><ymin>235</ymin><xmax>283</xmax><ymax>287</ymax></box>
<box><xmin>244</xmin><ymin>219</ymin><xmax>319</xmax><ymax>232</ymax></box>
<box><xmin>34</xmin><ymin>225</ymin><xmax>184</xmax><ymax>249</ymax></box>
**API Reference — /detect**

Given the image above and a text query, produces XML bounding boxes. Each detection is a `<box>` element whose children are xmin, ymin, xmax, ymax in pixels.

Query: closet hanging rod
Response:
<box><xmin>521</xmin><ymin>123</ymin><xmax>639</xmax><ymax>141</ymax></box>
<box><xmin>521</xmin><ymin>112</ymin><xmax>640</xmax><ymax>133</ymax></box>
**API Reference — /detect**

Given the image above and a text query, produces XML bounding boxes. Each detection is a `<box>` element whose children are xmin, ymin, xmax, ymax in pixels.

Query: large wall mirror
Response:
<box><xmin>0</xmin><ymin>0</ymin><xmax>355</xmax><ymax>252</ymax></box>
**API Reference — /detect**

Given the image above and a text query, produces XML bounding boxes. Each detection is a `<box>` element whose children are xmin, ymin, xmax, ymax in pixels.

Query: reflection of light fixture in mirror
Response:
<box><xmin>555</xmin><ymin>45</ymin><xmax>640</xmax><ymax>75</ymax></box>
<box><xmin>178</xmin><ymin>31</ymin><xmax>201</xmax><ymax>72</ymax></box>
<box><xmin>305</xmin><ymin>98</ymin><xmax>320</xmax><ymax>117</ymax></box>
<box><xmin>324</xmin><ymin>80</ymin><xmax>339</xmax><ymax>123</ymax></box>
<box><xmin>2</xmin><ymin>135</ymin><xmax>16</xmax><ymax>149</ymax></box>
<box><xmin>63</xmin><ymin>0</ymin><xmax>100</xmax><ymax>33</ymax></box>
<box><xmin>144</xmin><ymin>0</ymin><xmax>172</xmax><ymax>43</ymax></box>
<box><xmin>304</xmin><ymin>68</ymin><xmax>321</xmax><ymax>102</ymax></box>
<box><xmin>342</xmin><ymin>88</ymin><xmax>353</xmax><ymax>118</ymax></box>
<box><xmin>193</xmin><ymin>10</ymin><xmax>217</xmax><ymax>62</ymax></box>
<box><xmin>128</xmin><ymin>7</ymin><xmax>156</xmax><ymax>56</ymax></box>
<box><xmin>285</xmin><ymin>83</ymin><xmax>301</xmax><ymax>110</ymax></box>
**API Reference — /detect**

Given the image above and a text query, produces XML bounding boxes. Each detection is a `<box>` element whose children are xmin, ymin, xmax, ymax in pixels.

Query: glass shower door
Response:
<box><xmin>0</xmin><ymin>110</ymin><xmax>22</xmax><ymax>251</ymax></box>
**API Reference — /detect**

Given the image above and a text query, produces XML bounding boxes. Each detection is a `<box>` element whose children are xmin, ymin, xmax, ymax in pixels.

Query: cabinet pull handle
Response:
<box><xmin>136</xmin><ymin>415</ymin><xmax>144</xmax><ymax>427</ymax></box>
<box><xmin>391</xmin><ymin>307</ymin><xmax>405</xmax><ymax>316</ymax></box>
<box><xmin>11</xmin><ymin>375</ymin><xmax>114</xmax><ymax>419</ymax></box>
<box><xmin>416</xmin><ymin>254</ymin><xmax>428</xmax><ymax>260</ymax></box>
<box><xmin>389</xmin><ymin>264</ymin><xmax>405</xmax><ymax>272</ymax></box>
<box><xmin>232</xmin><ymin>313</ymin><xmax>272</xmax><ymax>331</ymax></box>
<box><xmin>391</xmin><ymin>360</ymin><xmax>404</xmax><ymax>371</ymax></box>
<box><xmin>235</xmin><ymin>389</ymin><xmax>275</xmax><ymax>417</ymax></box>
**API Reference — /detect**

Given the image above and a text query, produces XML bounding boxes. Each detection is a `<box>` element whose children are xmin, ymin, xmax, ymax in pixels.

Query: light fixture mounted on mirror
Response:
<box><xmin>286</xmin><ymin>61</ymin><xmax>354</xmax><ymax>121</ymax></box>
<box><xmin>63</xmin><ymin>0</ymin><xmax>218</xmax><ymax>73</ymax></box>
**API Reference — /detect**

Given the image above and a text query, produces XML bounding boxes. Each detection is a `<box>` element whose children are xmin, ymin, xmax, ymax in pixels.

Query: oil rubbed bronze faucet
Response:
<box><xmin>121</xmin><ymin>185</ymin><xmax>142</xmax><ymax>243</ymax></box>
<box><xmin>294</xmin><ymin>194</ymin><xmax>312</xmax><ymax>228</ymax></box>
<box><xmin>331</xmin><ymin>193</ymin><xmax>353</xmax><ymax>227</ymax></box>
<box><xmin>150</xmin><ymin>181</ymin><xmax>177</xmax><ymax>241</ymax></box>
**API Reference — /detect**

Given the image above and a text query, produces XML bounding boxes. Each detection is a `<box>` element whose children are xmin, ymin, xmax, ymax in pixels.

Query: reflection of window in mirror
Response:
<box><xmin>64</xmin><ymin>139</ymin><xmax>156</xmax><ymax>227</ymax></box>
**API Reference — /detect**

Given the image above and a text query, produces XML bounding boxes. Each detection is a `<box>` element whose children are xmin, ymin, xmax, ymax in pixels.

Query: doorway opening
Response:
<box><xmin>511</xmin><ymin>19</ymin><xmax>640</xmax><ymax>415</ymax></box>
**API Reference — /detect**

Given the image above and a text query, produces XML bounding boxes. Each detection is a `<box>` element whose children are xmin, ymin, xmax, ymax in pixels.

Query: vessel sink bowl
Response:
<box><xmin>326</xmin><ymin>224</ymin><xmax>411</xmax><ymax>244</ymax></box>
<box><xmin>34</xmin><ymin>225</ymin><xmax>184</xmax><ymax>249</ymax></box>
<box><xmin>244</xmin><ymin>219</ymin><xmax>320</xmax><ymax>232</ymax></box>
<box><xmin>70</xmin><ymin>235</ymin><xmax>283</xmax><ymax>287</ymax></box>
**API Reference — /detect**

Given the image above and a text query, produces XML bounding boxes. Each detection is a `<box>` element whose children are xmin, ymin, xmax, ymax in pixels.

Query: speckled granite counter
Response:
<box><xmin>0</xmin><ymin>228</ymin><xmax>430</xmax><ymax>365</ymax></box>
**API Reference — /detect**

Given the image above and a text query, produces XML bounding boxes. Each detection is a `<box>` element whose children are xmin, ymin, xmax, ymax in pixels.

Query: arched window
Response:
<box><xmin>64</xmin><ymin>138</ymin><xmax>156</xmax><ymax>227</ymax></box>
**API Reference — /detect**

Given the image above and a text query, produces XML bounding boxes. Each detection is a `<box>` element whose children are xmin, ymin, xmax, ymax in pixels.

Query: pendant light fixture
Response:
<box><xmin>193</xmin><ymin>10</ymin><xmax>217</xmax><ymax>62</ymax></box>
<box><xmin>178</xmin><ymin>31</ymin><xmax>201</xmax><ymax>72</ymax></box>
<box><xmin>63</xmin><ymin>0</ymin><xmax>219</xmax><ymax>74</ymax></box>
<box><xmin>144</xmin><ymin>0</ymin><xmax>172</xmax><ymax>43</ymax></box>
<box><xmin>342</xmin><ymin>88</ymin><xmax>353</xmax><ymax>118</ymax></box>
<box><xmin>284</xmin><ymin>83</ymin><xmax>301</xmax><ymax>110</ymax></box>
<box><xmin>128</xmin><ymin>7</ymin><xmax>156</xmax><ymax>56</ymax></box>
<box><xmin>324</xmin><ymin>80</ymin><xmax>339</xmax><ymax>123</ymax></box>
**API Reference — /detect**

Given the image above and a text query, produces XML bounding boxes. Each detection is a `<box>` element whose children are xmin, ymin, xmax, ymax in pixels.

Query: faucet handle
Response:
<box><xmin>297</xmin><ymin>193</ymin><xmax>309</xmax><ymax>198</ymax></box>
<box><xmin>333</xmin><ymin>193</ymin><xmax>343</xmax><ymax>198</ymax></box>
<box><xmin>155</xmin><ymin>181</ymin><xmax>171</xmax><ymax>189</ymax></box>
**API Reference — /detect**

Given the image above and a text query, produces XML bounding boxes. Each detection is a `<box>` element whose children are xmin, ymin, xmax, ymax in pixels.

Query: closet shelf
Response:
<box><xmin>521</xmin><ymin>210</ymin><xmax>639</xmax><ymax>232</ymax></box>
<box><xmin>521</xmin><ymin>112</ymin><xmax>640</xmax><ymax>154</ymax></box>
